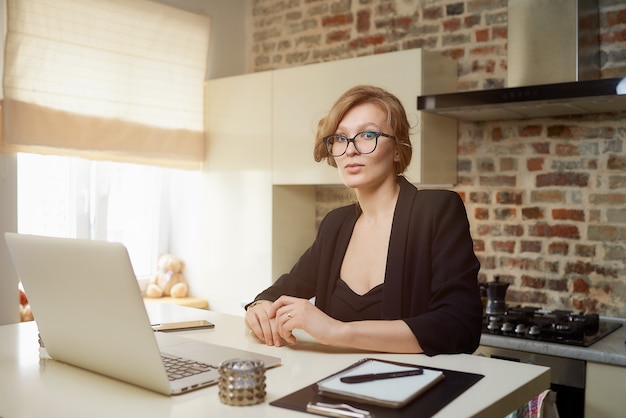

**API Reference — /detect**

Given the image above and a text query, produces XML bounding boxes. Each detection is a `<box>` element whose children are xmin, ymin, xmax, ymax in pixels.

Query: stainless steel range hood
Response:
<box><xmin>416</xmin><ymin>0</ymin><xmax>626</xmax><ymax>122</ymax></box>
<box><xmin>417</xmin><ymin>77</ymin><xmax>626</xmax><ymax>121</ymax></box>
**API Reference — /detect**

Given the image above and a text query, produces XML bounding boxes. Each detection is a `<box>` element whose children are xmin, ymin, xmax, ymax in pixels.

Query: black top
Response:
<box><xmin>326</xmin><ymin>278</ymin><xmax>383</xmax><ymax>322</ymax></box>
<box><xmin>252</xmin><ymin>176</ymin><xmax>482</xmax><ymax>355</ymax></box>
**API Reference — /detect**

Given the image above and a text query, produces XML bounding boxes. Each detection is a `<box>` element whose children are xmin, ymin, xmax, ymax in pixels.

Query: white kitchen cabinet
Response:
<box><xmin>203</xmin><ymin>71</ymin><xmax>274</xmax><ymax>313</ymax></box>
<box><xmin>203</xmin><ymin>72</ymin><xmax>317</xmax><ymax>314</ymax></box>
<box><xmin>585</xmin><ymin>361</ymin><xmax>626</xmax><ymax>418</ymax></box>
<box><xmin>272</xmin><ymin>49</ymin><xmax>458</xmax><ymax>185</ymax></box>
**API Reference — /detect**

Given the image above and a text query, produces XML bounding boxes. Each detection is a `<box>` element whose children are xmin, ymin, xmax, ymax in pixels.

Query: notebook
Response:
<box><xmin>4</xmin><ymin>232</ymin><xmax>281</xmax><ymax>396</ymax></box>
<box><xmin>271</xmin><ymin>358</ymin><xmax>484</xmax><ymax>418</ymax></box>
<box><xmin>316</xmin><ymin>358</ymin><xmax>444</xmax><ymax>408</ymax></box>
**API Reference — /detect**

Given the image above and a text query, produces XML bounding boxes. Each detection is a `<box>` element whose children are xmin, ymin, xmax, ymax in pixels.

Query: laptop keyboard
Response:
<box><xmin>161</xmin><ymin>353</ymin><xmax>217</xmax><ymax>381</ymax></box>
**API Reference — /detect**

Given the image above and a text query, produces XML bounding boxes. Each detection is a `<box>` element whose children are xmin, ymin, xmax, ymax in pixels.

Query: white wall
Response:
<box><xmin>0</xmin><ymin>154</ymin><xmax>18</xmax><ymax>325</ymax></box>
<box><xmin>151</xmin><ymin>0</ymin><xmax>248</xmax><ymax>78</ymax></box>
<box><xmin>155</xmin><ymin>0</ymin><xmax>250</xmax><ymax>313</ymax></box>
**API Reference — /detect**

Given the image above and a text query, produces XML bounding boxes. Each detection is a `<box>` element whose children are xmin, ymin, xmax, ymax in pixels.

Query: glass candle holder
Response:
<box><xmin>218</xmin><ymin>358</ymin><xmax>266</xmax><ymax>406</ymax></box>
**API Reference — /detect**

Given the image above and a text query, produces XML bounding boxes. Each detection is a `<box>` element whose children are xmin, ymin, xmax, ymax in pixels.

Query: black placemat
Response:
<box><xmin>270</xmin><ymin>364</ymin><xmax>484</xmax><ymax>418</ymax></box>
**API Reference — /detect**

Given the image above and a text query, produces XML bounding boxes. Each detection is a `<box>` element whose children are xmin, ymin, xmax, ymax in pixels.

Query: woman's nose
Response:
<box><xmin>345</xmin><ymin>139</ymin><xmax>359</xmax><ymax>156</ymax></box>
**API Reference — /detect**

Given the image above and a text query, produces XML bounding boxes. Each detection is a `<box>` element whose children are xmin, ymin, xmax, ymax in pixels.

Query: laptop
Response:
<box><xmin>4</xmin><ymin>232</ymin><xmax>281</xmax><ymax>395</ymax></box>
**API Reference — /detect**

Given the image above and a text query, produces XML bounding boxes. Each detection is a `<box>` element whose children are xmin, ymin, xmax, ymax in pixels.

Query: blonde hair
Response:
<box><xmin>313</xmin><ymin>85</ymin><xmax>412</xmax><ymax>174</ymax></box>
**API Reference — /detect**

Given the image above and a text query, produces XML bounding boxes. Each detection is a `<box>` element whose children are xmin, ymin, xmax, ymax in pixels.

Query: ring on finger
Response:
<box><xmin>287</xmin><ymin>312</ymin><xmax>293</xmax><ymax>319</ymax></box>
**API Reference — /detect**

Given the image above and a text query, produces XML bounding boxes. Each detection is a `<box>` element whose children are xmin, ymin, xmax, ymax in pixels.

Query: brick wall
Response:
<box><xmin>249</xmin><ymin>0</ymin><xmax>626</xmax><ymax>317</ymax></box>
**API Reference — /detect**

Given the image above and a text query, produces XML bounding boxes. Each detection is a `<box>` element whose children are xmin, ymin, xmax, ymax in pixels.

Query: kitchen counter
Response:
<box><xmin>479</xmin><ymin>316</ymin><xmax>626</xmax><ymax>367</ymax></box>
<box><xmin>1</xmin><ymin>304</ymin><xmax>550</xmax><ymax>418</ymax></box>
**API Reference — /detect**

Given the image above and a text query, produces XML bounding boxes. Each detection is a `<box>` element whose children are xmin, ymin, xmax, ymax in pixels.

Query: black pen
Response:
<box><xmin>340</xmin><ymin>368</ymin><xmax>423</xmax><ymax>384</ymax></box>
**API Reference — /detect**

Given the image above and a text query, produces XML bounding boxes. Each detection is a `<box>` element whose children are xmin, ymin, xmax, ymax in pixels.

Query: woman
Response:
<box><xmin>245</xmin><ymin>85</ymin><xmax>482</xmax><ymax>355</ymax></box>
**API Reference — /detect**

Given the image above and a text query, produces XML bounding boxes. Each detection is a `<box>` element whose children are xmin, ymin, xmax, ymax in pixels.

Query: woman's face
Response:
<box><xmin>333</xmin><ymin>102</ymin><xmax>398</xmax><ymax>191</ymax></box>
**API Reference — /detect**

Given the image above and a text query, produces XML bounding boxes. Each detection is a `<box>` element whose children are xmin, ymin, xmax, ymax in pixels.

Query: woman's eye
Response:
<box><xmin>361</xmin><ymin>131</ymin><xmax>376</xmax><ymax>139</ymax></box>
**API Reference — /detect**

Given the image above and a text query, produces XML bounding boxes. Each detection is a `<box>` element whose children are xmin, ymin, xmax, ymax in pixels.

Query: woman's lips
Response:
<box><xmin>343</xmin><ymin>163</ymin><xmax>363</xmax><ymax>174</ymax></box>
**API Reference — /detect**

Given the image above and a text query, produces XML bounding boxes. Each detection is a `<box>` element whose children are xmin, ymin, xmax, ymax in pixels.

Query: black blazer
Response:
<box><xmin>254</xmin><ymin>176</ymin><xmax>482</xmax><ymax>355</ymax></box>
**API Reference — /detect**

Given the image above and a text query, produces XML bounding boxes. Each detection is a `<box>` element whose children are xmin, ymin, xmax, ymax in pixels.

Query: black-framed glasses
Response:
<box><xmin>322</xmin><ymin>131</ymin><xmax>395</xmax><ymax>157</ymax></box>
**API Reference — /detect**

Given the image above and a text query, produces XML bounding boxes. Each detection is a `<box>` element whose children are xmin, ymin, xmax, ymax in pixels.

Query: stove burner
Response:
<box><xmin>482</xmin><ymin>305</ymin><xmax>622</xmax><ymax>347</ymax></box>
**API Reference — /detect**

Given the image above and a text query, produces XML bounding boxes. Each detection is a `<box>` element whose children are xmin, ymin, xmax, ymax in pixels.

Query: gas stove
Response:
<box><xmin>482</xmin><ymin>305</ymin><xmax>622</xmax><ymax>347</ymax></box>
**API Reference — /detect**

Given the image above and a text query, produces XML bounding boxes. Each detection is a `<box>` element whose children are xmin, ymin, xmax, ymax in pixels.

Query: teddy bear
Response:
<box><xmin>19</xmin><ymin>288</ymin><xmax>34</xmax><ymax>322</ymax></box>
<box><xmin>145</xmin><ymin>253</ymin><xmax>189</xmax><ymax>298</ymax></box>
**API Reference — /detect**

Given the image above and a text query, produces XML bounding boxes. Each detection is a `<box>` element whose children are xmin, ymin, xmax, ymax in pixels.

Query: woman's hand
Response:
<box><xmin>245</xmin><ymin>300</ymin><xmax>283</xmax><ymax>346</ymax></box>
<box><xmin>269</xmin><ymin>295</ymin><xmax>342</xmax><ymax>345</ymax></box>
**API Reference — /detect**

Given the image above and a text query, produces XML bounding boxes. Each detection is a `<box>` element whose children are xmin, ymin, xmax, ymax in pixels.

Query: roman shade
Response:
<box><xmin>2</xmin><ymin>0</ymin><xmax>211</xmax><ymax>169</ymax></box>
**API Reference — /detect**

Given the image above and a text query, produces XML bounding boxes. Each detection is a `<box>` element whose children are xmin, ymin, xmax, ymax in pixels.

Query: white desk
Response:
<box><xmin>0</xmin><ymin>304</ymin><xmax>549</xmax><ymax>417</ymax></box>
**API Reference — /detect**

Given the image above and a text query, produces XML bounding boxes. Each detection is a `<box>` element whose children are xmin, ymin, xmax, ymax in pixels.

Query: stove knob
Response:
<box><xmin>515</xmin><ymin>324</ymin><xmax>526</xmax><ymax>334</ymax></box>
<box><xmin>487</xmin><ymin>321</ymin><xmax>500</xmax><ymax>332</ymax></box>
<box><xmin>501</xmin><ymin>322</ymin><xmax>513</xmax><ymax>333</ymax></box>
<box><xmin>529</xmin><ymin>325</ymin><xmax>541</xmax><ymax>336</ymax></box>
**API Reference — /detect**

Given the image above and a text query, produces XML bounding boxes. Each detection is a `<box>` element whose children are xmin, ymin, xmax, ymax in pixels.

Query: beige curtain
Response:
<box><xmin>2</xmin><ymin>0</ymin><xmax>211</xmax><ymax>169</ymax></box>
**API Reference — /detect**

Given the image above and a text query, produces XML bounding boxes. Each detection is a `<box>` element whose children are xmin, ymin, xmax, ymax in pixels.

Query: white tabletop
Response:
<box><xmin>0</xmin><ymin>303</ymin><xmax>550</xmax><ymax>417</ymax></box>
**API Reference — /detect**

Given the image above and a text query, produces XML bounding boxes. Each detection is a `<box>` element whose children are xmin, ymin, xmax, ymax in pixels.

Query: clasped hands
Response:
<box><xmin>245</xmin><ymin>295</ymin><xmax>341</xmax><ymax>347</ymax></box>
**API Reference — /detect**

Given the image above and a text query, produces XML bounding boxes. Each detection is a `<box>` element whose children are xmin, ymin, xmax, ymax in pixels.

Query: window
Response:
<box><xmin>4</xmin><ymin>0</ymin><xmax>210</xmax><ymax>168</ymax></box>
<box><xmin>17</xmin><ymin>153</ymin><xmax>170</xmax><ymax>278</ymax></box>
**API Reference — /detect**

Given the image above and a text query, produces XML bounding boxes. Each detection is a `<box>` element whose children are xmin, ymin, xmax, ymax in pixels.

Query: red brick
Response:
<box><xmin>348</xmin><ymin>34</ymin><xmax>385</xmax><ymax>49</ymax></box>
<box><xmin>547</xmin><ymin>279</ymin><xmax>568</xmax><ymax>291</ymax></box>
<box><xmin>504</xmin><ymin>225</ymin><xmax>524</xmax><ymax>237</ymax></box>
<box><xmin>527</xmin><ymin>158</ymin><xmax>544</xmax><ymax>171</ymax></box>
<box><xmin>605</xmin><ymin>9</ymin><xmax>626</xmax><ymax>26</ymax></box>
<box><xmin>601</xmin><ymin>29</ymin><xmax>626</xmax><ymax>43</ymax></box>
<box><xmin>531</xmin><ymin>142</ymin><xmax>550</xmax><ymax>154</ymax></box>
<box><xmin>492</xmin><ymin>26</ymin><xmax>507</xmax><ymax>40</ymax></box>
<box><xmin>575</xmin><ymin>244</ymin><xmax>596</xmax><ymax>257</ymax></box>
<box><xmin>443</xmin><ymin>18</ymin><xmax>461</xmax><ymax>32</ymax></box>
<box><xmin>479</xmin><ymin>175</ymin><xmax>516</xmax><ymax>187</ymax></box>
<box><xmin>474</xmin><ymin>207</ymin><xmax>489</xmax><ymax>220</ymax></box>
<box><xmin>521</xmin><ymin>240</ymin><xmax>542</xmax><ymax>253</ymax></box>
<box><xmin>474</xmin><ymin>29</ymin><xmax>489</xmax><ymax>42</ymax></box>
<box><xmin>469</xmin><ymin>191</ymin><xmax>491</xmax><ymax>204</ymax></box>
<box><xmin>547</xmin><ymin>125</ymin><xmax>575</xmax><ymax>138</ymax></box>
<box><xmin>478</xmin><ymin>255</ymin><xmax>496</xmax><ymax>269</ymax></box>
<box><xmin>536</xmin><ymin>172</ymin><xmax>589</xmax><ymax>188</ymax></box>
<box><xmin>552</xmin><ymin>208</ymin><xmax>585</xmax><ymax>222</ymax></box>
<box><xmin>327</xmin><ymin>30</ymin><xmax>350</xmax><ymax>43</ymax></box>
<box><xmin>519</xmin><ymin>125</ymin><xmax>542</xmax><ymax>137</ymax></box>
<box><xmin>423</xmin><ymin>6</ymin><xmax>443</xmax><ymax>20</ymax></box>
<box><xmin>322</xmin><ymin>14</ymin><xmax>353</xmax><ymax>27</ymax></box>
<box><xmin>464</xmin><ymin>15</ymin><xmax>481</xmax><ymax>28</ymax></box>
<box><xmin>491</xmin><ymin>127</ymin><xmax>503</xmax><ymax>141</ymax></box>
<box><xmin>494</xmin><ymin>208</ymin><xmax>516</xmax><ymax>220</ymax></box>
<box><xmin>470</xmin><ymin>45</ymin><xmax>498</xmax><ymax>56</ymax></box>
<box><xmin>565</xmin><ymin>261</ymin><xmax>618</xmax><ymax>278</ymax></box>
<box><xmin>522</xmin><ymin>207</ymin><xmax>544</xmax><ymax>220</ymax></box>
<box><xmin>442</xmin><ymin>47</ymin><xmax>465</xmax><ymax>60</ymax></box>
<box><xmin>548</xmin><ymin>241</ymin><xmax>569</xmax><ymax>255</ymax></box>
<box><xmin>476</xmin><ymin>224</ymin><xmax>499</xmax><ymax>236</ymax></box>
<box><xmin>496</xmin><ymin>191</ymin><xmax>523</xmax><ymax>204</ymax></box>
<box><xmin>608</xmin><ymin>155</ymin><xmax>626</xmax><ymax>169</ymax></box>
<box><xmin>531</xmin><ymin>190</ymin><xmax>565</xmax><ymax>203</ymax></box>
<box><xmin>555</xmin><ymin>143</ymin><xmax>579</xmax><ymax>156</ymax></box>
<box><xmin>521</xmin><ymin>275</ymin><xmax>545</xmax><ymax>289</ymax></box>
<box><xmin>492</xmin><ymin>240</ymin><xmax>515</xmax><ymax>253</ymax></box>
<box><xmin>500</xmin><ymin>157</ymin><xmax>517</xmax><ymax>171</ymax></box>
<box><xmin>356</xmin><ymin>10</ymin><xmax>370</xmax><ymax>32</ymax></box>
<box><xmin>529</xmin><ymin>223</ymin><xmax>580</xmax><ymax>239</ymax></box>
<box><xmin>573</xmin><ymin>278</ymin><xmax>590</xmax><ymax>293</ymax></box>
